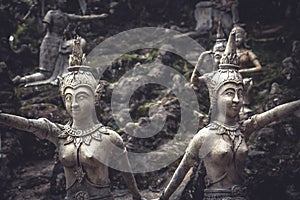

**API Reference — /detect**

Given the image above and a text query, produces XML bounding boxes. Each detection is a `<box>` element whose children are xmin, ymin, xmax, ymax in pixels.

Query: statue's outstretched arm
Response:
<box><xmin>67</xmin><ymin>13</ymin><xmax>108</xmax><ymax>21</ymax></box>
<box><xmin>190</xmin><ymin>51</ymin><xmax>212</xmax><ymax>85</ymax></box>
<box><xmin>243</xmin><ymin>100</ymin><xmax>300</xmax><ymax>138</ymax></box>
<box><xmin>117</xmin><ymin>150</ymin><xmax>143</xmax><ymax>200</ymax></box>
<box><xmin>107</xmin><ymin>130</ymin><xmax>144</xmax><ymax>200</ymax></box>
<box><xmin>121</xmin><ymin>162</ymin><xmax>143</xmax><ymax>200</ymax></box>
<box><xmin>238</xmin><ymin>51</ymin><xmax>262</xmax><ymax>74</ymax></box>
<box><xmin>160</xmin><ymin>153</ymin><xmax>195</xmax><ymax>200</ymax></box>
<box><xmin>0</xmin><ymin>112</ymin><xmax>59</xmax><ymax>146</ymax></box>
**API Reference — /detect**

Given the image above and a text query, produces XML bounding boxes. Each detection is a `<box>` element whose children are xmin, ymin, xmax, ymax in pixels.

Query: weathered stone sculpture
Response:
<box><xmin>190</xmin><ymin>21</ymin><xmax>227</xmax><ymax>86</ymax></box>
<box><xmin>0</xmin><ymin>38</ymin><xmax>144</xmax><ymax>200</ymax></box>
<box><xmin>157</xmin><ymin>30</ymin><xmax>300</xmax><ymax>200</ymax></box>
<box><xmin>12</xmin><ymin>0</ymin><xmax>107</xmax><ymax>87</ymax></box>
<box><xmin>232</xmin><ymin>25</ymin><xmax>262</xmax><ymax>115</ymax></box>
<box><xmin>282</xmin><ymin>40</ymin><xmax>300</xmax><ymax>81</ymax></box>
<box><xmin>194</xmin><ymin>0</ymin><xmax>239</xmax><ymax>35</ymax></box>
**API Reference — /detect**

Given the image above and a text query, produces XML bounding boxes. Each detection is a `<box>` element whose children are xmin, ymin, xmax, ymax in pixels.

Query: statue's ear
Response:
<box><xmin>198</xmin><ymin>75</ymin><xmax>207</xmax><ymax>83</ymax></box>
<box><xmin>94</xmin><ymin>83</ymin><xmax>102</xmax><ymax>105</ymax></box>
<box><xmin>57</xmin><ymin>76</ymin><xmax>62</xmax><ymax>85</ymax></box>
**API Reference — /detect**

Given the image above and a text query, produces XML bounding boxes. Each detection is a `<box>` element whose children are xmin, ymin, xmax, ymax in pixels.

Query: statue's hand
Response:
<box><xmin>133</xmin><ymin>196</ymin><xmax>148</xmax><ymax>200</ymax></box>
<box><xmin>151</xmin><ymin>197</ymin><xmax>164</xmax><ymax>200</ymax></box>
<box><xmin>99</xmin><ymin>13</ymin><xmax>108</xmax><ymax>18</ymax></box>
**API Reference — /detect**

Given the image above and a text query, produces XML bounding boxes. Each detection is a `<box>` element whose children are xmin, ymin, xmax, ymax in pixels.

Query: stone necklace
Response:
<box><xmin>58</xmin><ymin>123</ymin><xmax>107</xmax><ymax>147</ymax></box>
<box><xmin>211</xmin><ymin>121</ymin><xmax>243</xmax><ymax>153</ymax></box>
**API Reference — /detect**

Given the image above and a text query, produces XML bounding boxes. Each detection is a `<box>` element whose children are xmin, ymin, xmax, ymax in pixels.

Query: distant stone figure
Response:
<box><xmin>232</xmin><ymin>25</ymin><xmax>262</xmax><ymax>115</ymax></box>
<box><xmin>265</xmin><ymin>82</ymin><xmax>284</xmax><ymax>111</ymax></box>
<box><xmin>0</xmin><ymin>40</ymin><xmax>145</xmax><ymax>200</ymax></box>
<box><xmin>156</xmin><ymin>30</ymin><xmax>300</xmax><ymax>200</ymax></box>
<box><xmin>194</xmin><ymin>0</ymin><xmax>239</xmax><ymax>35</ymax></box>
<box><xmin>13</xmin><ymin>0</ymin><xmax>107</xmax><ymax>87</ymax></box>
<box><xmin>190</xmin><ymin>21</ymin><xmax>227</xmax><ymax>86</ymax></box>
<box><xmin>282</xmin><ymin>40</ymin><xmax>300</xmax><ymax>81</ymax></box>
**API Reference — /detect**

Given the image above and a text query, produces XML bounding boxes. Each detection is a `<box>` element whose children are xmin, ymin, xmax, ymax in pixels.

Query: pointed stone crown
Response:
<box><xmin>213</xmin><ymin>20</ymin><xmax>227</xmax><ymax>53</ymax></box>
<box><xmin>60</xmin><ymin>37</ymin><xmax>97</xmax><ymax>96</ymax></box>
<box><xmin>202</xmin><ymin>30</ymin><xmax>243</xmax><ymax>103</ymax></box>
<box><xmin>232</xmin><ymin>25</ymin><xmax>246</xmax><ymax>38</ymax></box>
<box><xmin>219</xmin><ymin>30</ymin><xmax>239</xmax><ymax>69</ymax></box>
<box><xmin>69</xmin><ymin>36</ymin><xmax>86</xmax><ymax>66</ymax></box>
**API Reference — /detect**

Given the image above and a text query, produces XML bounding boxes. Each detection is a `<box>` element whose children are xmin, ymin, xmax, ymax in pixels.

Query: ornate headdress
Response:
<box><xmin>201</xmin><ymin>30</ymin><xmax>243</xmax><ymax>118</ymax></box>
<box><xmin>231</xmin><ymin>25</ymin><xmax>249</xmax><ymax>48</ymax></box>
<box><xmin>212</xmin><ymin>20</ymin><xmax>227</xmax><ymax>53</ymax></box>
<box><xmin>231</xmin><ymin>25</ymin><xmax>246</xmax><ymax>37</ymax></box>
<box><xmin>60</xmin><ymin>36</ymin><xmax>98</xmax><ymax>96</ymax></box>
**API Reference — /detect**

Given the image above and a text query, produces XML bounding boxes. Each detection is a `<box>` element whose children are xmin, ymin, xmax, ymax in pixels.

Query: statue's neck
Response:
<box><xmin>215</xmin><ymin>114</ymin><xmax>238</xmax><ymax>127</ymax></box>
<box><xmin>72</xmin><ymin>118</ymin><xmax>97</xmax><ymax>130</ymax></box>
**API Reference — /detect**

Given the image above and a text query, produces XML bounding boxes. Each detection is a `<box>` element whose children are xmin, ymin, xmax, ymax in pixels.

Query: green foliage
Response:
<box><xmin>12</xmin><ymin>17</ymin><xmax>41</xmax><ymax>52</ymax></box>
<box><xmin>0</xmin><ymin>0</ymin><xmax>41</xmax><ymax>51</ymax></box>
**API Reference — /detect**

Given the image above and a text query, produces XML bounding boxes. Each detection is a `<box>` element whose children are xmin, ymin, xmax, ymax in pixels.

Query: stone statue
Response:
<box><xmin>264</xmin><ymin>82</ymin><xmax>283</xmax><ymax>111</ymax></box>
<box><xmin>157</xmin><ymin>31</ymin><xmax>300</xmax><ymax>200</ymax></box>
<box><xmin>194</xmin><ymin>0</ymin><xmax>239</xmax><ymax>35</ymax></box>
<box><xmin>233</xmin><ymin>26</ymin><xmax>262</xmax><ymax>76</ymax></box>
<box><xmin>190</xmin><ymin>21</ymin><xmax>227</xmax><ymax>86</ymax></box>
<box><xmin>232</xmin><ymin>25</ymin><xmax>262</xmax><ymax>115</ymax></box>
<box><xmin>12</xmin><ymin>0</ymin><xmax>107</xmax><ymax>87</ymax></box>
<box><xmin>282</xmin><ymin>40</ymin><xmax>300</xmax><ymax>81</ymax></box>
<box><xmin>0</xmin><ymin>39</ymin><xmax>145</xmax><ymax>200</ymax></box>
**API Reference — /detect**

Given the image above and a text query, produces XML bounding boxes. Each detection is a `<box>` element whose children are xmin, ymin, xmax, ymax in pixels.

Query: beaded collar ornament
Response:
<box><xmin>58</xmin><ymin>123</ymin><xmax>110</xmax><ymax>147</ymax></box>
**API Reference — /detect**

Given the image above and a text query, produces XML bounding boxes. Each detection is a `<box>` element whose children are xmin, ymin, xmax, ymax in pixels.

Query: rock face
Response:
<box><xmin>0</xmin><ymin>64</ymin><xmax>23</xmax><ymax>199</ymax></box>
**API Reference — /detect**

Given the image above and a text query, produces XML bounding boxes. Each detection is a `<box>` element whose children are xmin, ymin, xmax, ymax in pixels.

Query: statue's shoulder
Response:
<box><xmin>189</xmin><ymin>126</ymin><xmax>211</xmax><ymax>146</ymax></box>
<box><xmin>282</xmin><ymin>56</ymin><xmax>293</xmax><ymax>64</ymax></box>
<box><xmin>200</xmin><ymin>124</ymin><xmax>214</xmax><ymax>135</ymax></box>
<box><xmin>45</xmin><ymin>9</ymin><xmax>57</xmax><ymax>16</ymax></box>
<box><xmin>101</xmin><ymin>126</ymin><xmax>124</xmax><ymax>148</ymax></box>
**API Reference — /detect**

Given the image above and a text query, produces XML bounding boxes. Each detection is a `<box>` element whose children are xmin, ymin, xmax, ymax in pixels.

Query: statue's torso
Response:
<box><xmin>188</xmin><ymin>123</ymin><xmax>249</xmax><ymax>189</ymax></box>
<box><xmin>59</xmin><ymin>138</ymin><xmax>111</xmax><ymax>186</ymax></box>
<box><xmin>55</xmin><ymin>124</ymin><xmax>122</xmax><ymax>199</ymax></box>
<box><xmin>237</xmin><ymin>48</ymin><xmax>254</xmax><ymax>69</ymax></box>
<box><xmin>44</xmin><ymin>9</ymin><xmax>69</xmax><ymax>36</ymax></box>
<box><xmin>203</xmin><ymin>128</ymin><xmax>248</xmax><ymax>189</ymax></box>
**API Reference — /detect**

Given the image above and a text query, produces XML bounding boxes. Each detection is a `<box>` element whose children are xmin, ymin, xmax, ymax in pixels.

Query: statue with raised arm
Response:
<box><xmin>12</xmin><ymin>0</ymin><xmax>107</xmax><ymax>87</ymax></box>
<box><xmin>157</xmin><ymin>31</ymin><xmax>300</xmax><ymax>200</ymax></box>
<box><xmin>0</xmin><ymin>39</ymin><xmax>144</xmax><ymax>200</ymax></box>
<box><xmin>230</xmin><ymin>25</ymin><xmax>262</xmax><ymax>115</ymax></box>
<box><xmin>190</xmin><ymin>21</ymin><xmax>227</xmax><ymax>86</ymax></box>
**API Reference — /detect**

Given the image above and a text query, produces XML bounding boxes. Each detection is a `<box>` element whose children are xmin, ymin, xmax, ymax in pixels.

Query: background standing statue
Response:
<box><xmin>282</xmin><ymin>40</ymin><xmax>300</xmax><ymax>81</ymax></box>
<box><xmin>0</xmin><ymin>41</ymin><xmax>144</xmax><ymax>200</ymax></box>
<box><xmin>12</xmin><ymin>0</ymin><xmax>107</xmax><ymax>87</ymax></box>
<box><xmin>194</xmin><ymin>0</ymin><xmax>239</xmax><ymax>35</ymax></box>
<box><xmin>191</xmin><ymin>21</ymin><xmax>227</xmax><ymax>86</ymax></box>
<box><xmin>157</xmin><ymin>31</ymin><xmax>300</xmax><ymax>200</ymax></box>
<box><xmin>232</xmin><ymin>25</ymin><xmax>262</xmax><ymax>115</ymax></box>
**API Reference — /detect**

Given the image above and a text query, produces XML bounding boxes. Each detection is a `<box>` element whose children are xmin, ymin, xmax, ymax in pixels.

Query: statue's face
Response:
<box><xmin>235</xmin><ymin>32</ymin><xmax>244</xmax><ymax>47</ymax></box>
<box><xmin>216</xmin><ymin>82</ymin><xmax>243</xmax><ymax>119</ymax></box>
<box><xmin>292</xmin><ymin>44</ymin><xmax>300</xmax><ymax>60</ymax></box>
<box><xmin>213</xmin><ymin>50</ymin><xmax>223</xmax><ymax>65</ymax></box>
<box><xmin>57</xmin><ymin>0</ymin><xmax>67</xmax><ymax>9</ymax></box>
<box><xmin>64</xmin><ymin>86</ymin><xmax>95</xmax><ymax>122</ymax></box>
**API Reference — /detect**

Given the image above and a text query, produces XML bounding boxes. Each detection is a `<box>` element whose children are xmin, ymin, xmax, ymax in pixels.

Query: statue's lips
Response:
<box><xmin>231</xmin><ymin>105</ymin><xmax>241</xmax><ymax>111</ymax></box>
<box><xmin>71</xmin><ymin>109</ymin><xmax>81</xmax><ymax>114</ymax></box>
